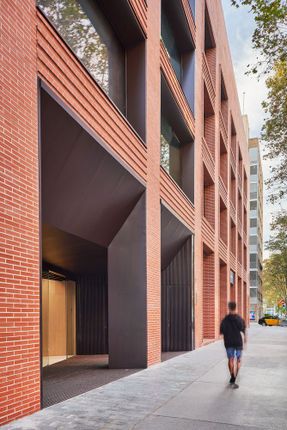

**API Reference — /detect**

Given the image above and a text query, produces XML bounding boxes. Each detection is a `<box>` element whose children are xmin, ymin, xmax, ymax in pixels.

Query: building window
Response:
<box><xmin>250</xmin><ymin>253</ymin><xmax>257</xmax><ymax>268</ymax></box>
<box><xmin>250</xmin><ymin>288</ymin><xmax>257</xmax><ymax>298</ymax></box>
<box><xmin>161</xmin><ymin>0</ymin><xmax>195</xmax><ymax>112</ymax></box>
<box><xmin>250</xmin><ymin>271</ymin><xmax>257</xmax><ymax>281</ymax></box>
<box><xmin>161</xmin><ymin>9</ymin><xmax>182</xmax><ymax>81</ymax></box>
<box><xmin>250</xmin><ymin>236</ymin><xmax>257</xmax><ymax>245</ymax></box>
<box><xmin>161</xmin><ymin>76</ymin><xmax>194</xmax><ymax>202</ymax></box>
<box><xmin>250</xmin><ymin>218</ymin><xmax>257</xmax><ymax>228</ymax></box>
<box><xmin>204</xmin><ymin>5</ymin><xmax>216</xmax><ymax>81</ymax></box>
<box><xmin>250</xmin><ymin>201</ymin><xmax>257</xmax><ymax>211</ymax></box>
<box><xmin>37</xmin><ymin>0</ymin><xmax>125</xmax><ymax>113</ymax></box>
<box><xmin>37</xmin><ymin>0</ymin><xmax>146</xmax><ymax>140</ymax></box>
<box><xmin>161</xmin><ymin>116</ymin><xmax>181</xmax><ymax>186</ymax></box>
<box><xmin>250</xmin><ymin>165</ymin><xmax>257</xmax><ymax>175</ymax></box>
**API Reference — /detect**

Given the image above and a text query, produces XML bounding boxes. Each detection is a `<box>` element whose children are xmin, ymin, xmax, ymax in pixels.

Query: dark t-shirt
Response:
<box><xmin>220</xmin><ymin>314</ymin><xmax>246</xmax><ymax>349</ymax></box>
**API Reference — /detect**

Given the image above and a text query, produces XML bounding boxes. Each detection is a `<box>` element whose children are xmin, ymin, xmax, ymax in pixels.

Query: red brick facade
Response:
<box><xmin>0</xmin><ymin>1</ymin><xmax>40</xmax><ymax>424</ymax></box>
<box><xmin>0</xmin><ymin>0</ymin><xmax>249</xmax><ymax>424</ymax></box>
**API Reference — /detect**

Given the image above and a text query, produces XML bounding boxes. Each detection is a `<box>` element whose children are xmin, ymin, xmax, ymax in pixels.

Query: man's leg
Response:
<box><xmin>227</xmin><ymin>348</ymin><xmax>236</xmax><ymax>384</ymax></box>
<box><xmin>228</xmin><ymin>357</ymin><xmax>235</xmax><ymax>377</ymax></box>
<box><xmin>234</xmin><ymin>350</ymin><xmax>242</xmax><ymax>378</ymax></box>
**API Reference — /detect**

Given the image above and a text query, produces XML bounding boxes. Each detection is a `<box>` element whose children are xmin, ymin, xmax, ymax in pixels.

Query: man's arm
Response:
<box><xmin>241</xmin><ymin>318</ymin><xmax>247</xmax><ymax>344</ymax></box>
<box><xmin>220</xmin><ymin>318</ymin><xmax>225</xmax><ymax>335</ymax></box>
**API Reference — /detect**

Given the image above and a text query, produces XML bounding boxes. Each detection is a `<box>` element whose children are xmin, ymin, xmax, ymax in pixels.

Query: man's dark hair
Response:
<box><xmin>228</xmin><ymin>301</ymin><xmax>236</xmax><ymax>311</ymax></box>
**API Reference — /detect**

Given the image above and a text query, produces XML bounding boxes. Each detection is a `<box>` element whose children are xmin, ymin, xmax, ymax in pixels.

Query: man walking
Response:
<box><xmin>220</xmin><ymin>301</ymin><xmax>246</xmax><ymax>388</ymax></box>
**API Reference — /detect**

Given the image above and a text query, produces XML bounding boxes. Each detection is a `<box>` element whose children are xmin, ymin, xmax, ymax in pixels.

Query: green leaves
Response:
<box><xmin>232</xmin><ymin>1</ymin><xmax>287</xmax><ymax>203</ymax></box>
<box><xmin>232</xmin><ymin>1</ymin><xmax>287</xmax><ymax>75</ymax></box>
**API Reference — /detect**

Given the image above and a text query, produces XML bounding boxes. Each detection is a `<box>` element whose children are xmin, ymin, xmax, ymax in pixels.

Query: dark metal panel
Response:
<box><xmin>162</xmin><ymin>238</ymin><xmax>192</xmax><ymax>352</ymax></box>
<box><xmin>76</xmin><ymin>275</ymin><xmax>108</xmax><ymax>354</ymax></box>
<box><xmin>108</xmin><ymin>194</ymin><xmax>147</xmax><ymax>368</ymax></box>
<box><xmin>42</xmin><ymin>224</ymin><xmax>107</xmax><ymax>276</ymax></box>
<box><xmin>161</xmin><ymin>205</ymin><xmax>191</xmax><ymax>270</ymax></box>
<box><xmin>127</xmin><ymin>41</ymin><xmax>146</xmax><ymax>141</ymax></box>
<box><xmin>41</xmin><ymin>90</ymin><xmax>145</xmax><ymax>248</ymax></box>
<box><xmin>162</xmin><ymin>0</ymin><xmax>194</xmax><ymax>51</ymax></box>
<box><xmin>96</xmin><ymin>0</ymin><xmax>146</xmax><ymax>46</ymax></box>
<box><xmin>161</xmin><ymin>76</ymin><xmax>194</xmax><ymax>143</ymax></box>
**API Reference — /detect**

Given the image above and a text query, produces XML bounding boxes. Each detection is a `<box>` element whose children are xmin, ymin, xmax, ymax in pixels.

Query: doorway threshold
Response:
<box><xmin>42</xmin><ymin>355</ymin><xmax>139</xmax><ymax>408</ymax></box>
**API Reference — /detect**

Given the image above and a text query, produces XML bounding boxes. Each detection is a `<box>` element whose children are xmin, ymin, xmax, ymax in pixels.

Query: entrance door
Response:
<box><xmin>42</xmin><ymin>277</ymin><xmax>76</xmax><ymax>367</ymax></box>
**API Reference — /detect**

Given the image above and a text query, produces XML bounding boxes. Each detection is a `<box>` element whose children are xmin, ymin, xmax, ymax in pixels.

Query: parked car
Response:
<box><xmin>258</xmin><ymin>315</ymin><xmax>280</xmax><ymax>326</ymax></box>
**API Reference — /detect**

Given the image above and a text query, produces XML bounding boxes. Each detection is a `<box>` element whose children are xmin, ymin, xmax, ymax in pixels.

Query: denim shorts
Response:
<box><xmin>226</xmin><ymin>347</ymin><xmax>242</xmax><ymax>359</ymax></box>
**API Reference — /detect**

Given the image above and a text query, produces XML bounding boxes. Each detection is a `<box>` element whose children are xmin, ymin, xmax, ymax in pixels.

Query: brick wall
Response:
<box><xmin>146</xmin><ymin>0</ymin><xmax>161</xmax><ymax>366</ymax></box>
<box><xmin>220</xmin><ymin>205</ymin><xmax>228</xmax><ymax>245</ymax></box>
<box><xmin>204</xmin><ymin>182</ymin><xmax>215</xmax><ymax>229</ymax></box>
<box><xmin>0</xmin><ymin>0</ymin><xmax>251</xmax><ymax>424</ymax></box>
<box><xmin>206</xmin><ymin>48</ymin><xmax>216</xmax><ymax>86</ymax></box>
<box><xmin>203</xmin><ymin>251</ymin><xmax>215</xmax><ymax>339</ymax></box>
<box><xmin>219</xmin><ymin>263</ymin><xmax>227</xmax><ymax>322</ymax></box>
<box><xmin>220</xmin><ymin>144</ymin><xmax>228</xmax><ymax>188</ymax></box>
<box><xmin>0</xmin><ymin>0</ymin><xmax>40</xmax><ymax>425</ymax></box>
<box><xmin>204</xmin><ymin>115</ymin><xmax>215</xmax><ymax>159</ymax></box>
<box><xmin>237</xmin><ymin>277</ymin><xmax>243</xmax><ymax>316</ymax></box>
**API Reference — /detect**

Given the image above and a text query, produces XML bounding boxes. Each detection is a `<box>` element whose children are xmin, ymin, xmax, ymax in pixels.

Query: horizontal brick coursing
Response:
<box><xmin>0</xmin><ymin>0</ymin><xmax>40</xmax><ymax>425</ymax></box>
<box><xmin>0</xmin><ymin>0</ymin><xmax>251</xmax><ymax>424</ymax></box>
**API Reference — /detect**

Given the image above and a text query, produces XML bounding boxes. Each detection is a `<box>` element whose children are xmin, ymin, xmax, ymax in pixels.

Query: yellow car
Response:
<box><xmin>258</xmin><ymin>316</ymin><xmax>280</xmax><ymax>326</ymax></box>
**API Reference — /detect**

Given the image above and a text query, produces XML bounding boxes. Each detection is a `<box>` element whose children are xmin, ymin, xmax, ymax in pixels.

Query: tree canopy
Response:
<box><xmin>232</xmin><ymin>0</ymin><xmax>287</xmax><ymax>202</ymax></box>
<box><xmin>231</xmin><ymin>0</ymin><xmax>287</xmax><ymax>75</ymax></box>
<box><xmin>263</xmin><ymin>212</ymin><xmax>287</xmax><ymax>308</ymax></box>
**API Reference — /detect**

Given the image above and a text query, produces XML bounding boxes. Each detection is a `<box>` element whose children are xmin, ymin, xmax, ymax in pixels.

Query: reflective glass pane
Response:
<box><xmin>161</xmin><ymin>116</ymin><xmax>182</xmax><ymax>186</ymax></box>
<box><xmin>37</xmin><ymin>0</ymin><xmax>125</xmax><ymax>112</ymax></box>
<box><xmin>161</xmin><ymin>9</ymin><xmax>181</xmax><ymax>81</ymax></box>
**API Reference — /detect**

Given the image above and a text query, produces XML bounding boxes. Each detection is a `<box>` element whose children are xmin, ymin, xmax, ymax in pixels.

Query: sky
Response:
<box><xmin>221</xmin><ymin>0</ymin><xmax>281</xmax><ymax>258</ymax></box>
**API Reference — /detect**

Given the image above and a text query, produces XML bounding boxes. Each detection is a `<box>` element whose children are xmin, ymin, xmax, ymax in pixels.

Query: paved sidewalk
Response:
<box><xmin>4</xmin><ymin>325</ymin><xmax>287</xmax><ymax>429</ymax></box>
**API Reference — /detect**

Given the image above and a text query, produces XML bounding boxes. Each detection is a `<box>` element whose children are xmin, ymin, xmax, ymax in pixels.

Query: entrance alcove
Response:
<box><xmin>40</xmin><ymin>86</ymin><xmax>147</xmax><ymax>405</ymax></box>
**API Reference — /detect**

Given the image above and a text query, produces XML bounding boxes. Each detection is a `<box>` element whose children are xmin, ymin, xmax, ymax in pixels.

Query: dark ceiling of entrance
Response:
<box><xmin>41</xmin><ymin>89</ymin><xmax>145</xmax><ymax>249</ymax></box>
<box><xmin>43</xmin><ymin>224</ymin><xmax>106</xmax><ymax>275</ymax></box>
<box><xmin>161</xmin><ymin>205</ymin><xmax>192</xmax><ymax>270</ymax></box>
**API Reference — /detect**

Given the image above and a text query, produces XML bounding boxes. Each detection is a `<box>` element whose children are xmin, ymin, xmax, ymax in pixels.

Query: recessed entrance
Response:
<box><xmin>161</xmin><ymin>205</ymin><xmax>194</xmax><ymax>355</ymax></box>
<box><xmin>40</xmin><ymin>86</ymin><xmax>147</xmax><ymax>406</ymax></box>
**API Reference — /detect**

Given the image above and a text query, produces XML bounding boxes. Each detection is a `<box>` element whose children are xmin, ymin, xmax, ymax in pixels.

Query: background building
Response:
<box><xmin>0</xmin><ymin>0</ymin><xmax>249</xmax><ymax>424</ymax></box>
<box><xmin>249</xmin><ymin>138</ymin><xmax>264</xmax><ymax>320</ymax></box>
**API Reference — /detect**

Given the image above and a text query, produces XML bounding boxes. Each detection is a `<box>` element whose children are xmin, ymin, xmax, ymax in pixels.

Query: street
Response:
<box><xmin>3</xmin><ymin>324</ymin><xmax>287</xmax><ymax>430</ymax></box>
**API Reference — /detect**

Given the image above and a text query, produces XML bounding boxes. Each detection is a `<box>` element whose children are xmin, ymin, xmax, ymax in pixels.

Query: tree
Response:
<box><xmin>262</xmin><ymin>61</ymin><xmax>287</xmax><ymax>202</ymax></box>
<box><xmin>231</xmin><ymin>0</ymin><xmax>287</xmax><ymax>202</ymax></box>
<box><xmin>263</xmin><ymin>254</ymin><xmax>287</xmax><ymax>309</ymax></box>
<box><xmin>231</xmin><ymin>0</ymin><xmax>287</xmax><ymax>75</ymax></box>
<box><xmin>267</xmin><ymin>211</ymin><xmax>287</xmax><ymax>254</ymax></box>
<box><xmin>263</xmin><ymin>212</ymin><xmax>287</xmax><ymax>308</ymax></box>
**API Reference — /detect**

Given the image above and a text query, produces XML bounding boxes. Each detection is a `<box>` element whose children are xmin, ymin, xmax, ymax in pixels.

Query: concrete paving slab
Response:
<box><xmin>153</xmin><ymin>380</ymin><xmax>287</xmax><ymax>430</ymax></box>
<box><xmin>3</xmin><ymin>325</ymin><xmax>287</xmax><ymax>430</ymax></box>
<box><xmin>134</xmin><ymin>415</ymin><xmax>262</xmax><ymax>430</ymax></box>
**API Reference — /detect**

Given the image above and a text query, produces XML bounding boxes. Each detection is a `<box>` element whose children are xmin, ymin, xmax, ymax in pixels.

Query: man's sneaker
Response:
<box><xmin>229</xmin><ymin>375</ymin><xmax>236</xmax><ymax>384</ymax></box>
